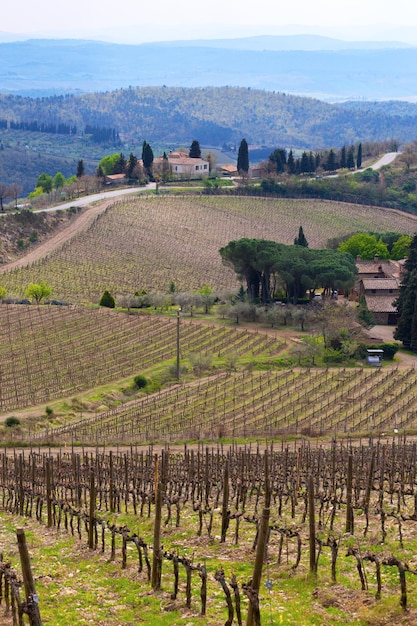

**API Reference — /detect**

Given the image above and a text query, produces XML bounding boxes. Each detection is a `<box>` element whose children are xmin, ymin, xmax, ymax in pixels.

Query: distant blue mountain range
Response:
<box><xmin>0</xmin><ymin>36</ymin><xmax>416</xmax><ymax>101</ymax></box>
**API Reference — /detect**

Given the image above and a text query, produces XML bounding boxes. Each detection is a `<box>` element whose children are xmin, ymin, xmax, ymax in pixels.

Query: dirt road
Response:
<box><xmin>0</xmin><ymin>196</ymin><xmax>124</xmax><ymax>273</ymax></box>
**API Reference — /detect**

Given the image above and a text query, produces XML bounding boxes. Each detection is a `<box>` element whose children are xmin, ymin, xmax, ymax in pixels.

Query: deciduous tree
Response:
<box><xmin>339</xmin><ymin>233</ymin><xmax>389</xmax><ymax>260</ymax></box>
<box><xmin>25</xmin><ymin>281</ymin><xmax>52</xmax><ymax>303</ymax></box>
<box><xmin>36</xmin><ymin>173</ymin><xmax>53</xmax><ymax>194</ymax></box>
<box><xmin>53</xmin><ymin>172</ymin><xmax>66</xmax><ymax>189</ymax></box>
<box><xmin>7</xmin><ymin>183</ymin><xmax>23</xmax><ymax>208</ymax></box>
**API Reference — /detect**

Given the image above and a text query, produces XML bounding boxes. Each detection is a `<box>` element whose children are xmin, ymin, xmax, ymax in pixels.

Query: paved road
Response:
<box><xmin>40</xmin><ymin>183</ymin><xmax>155</xmax><ymax>213</ymax></box>
<box><xmin>369</xmin><ymin>152</ymin><xmax>401</xmax><ymax>170</ymax></box>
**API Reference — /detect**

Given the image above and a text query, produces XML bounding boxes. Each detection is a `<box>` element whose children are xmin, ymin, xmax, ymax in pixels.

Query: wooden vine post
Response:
<box><xmin>17</xmin><ymin>528</ymin><xmax>42</xmax><ymax>625</ymax></box>
<box><xmin>221</xmin><ymin>459</ymin><xmax>230</xmax><ymax>543</ymax></box>
<box><xmin>308</xmin><ymin>474</ymin><xmax>317</xmax><ymax>576</ymax></box>
<box><xmin>346</xmin><ymin>454</ymin><xmax>354</xmax><ymax>534</ymax></box>
<box><xmin>246</xmin><ymin>452</ymin><xmax>271</xmax><ymax>626</ymax></box>
<box><xmin>151</xmin><ymin>455</ymin><xmax>163</xmax><ymax>590</ymax></box>
<box><xmin>88</xmin><ymin>468</ymin><xmax>96</xmax><ymax>550</ymax></box>
<box><xmin>109</xmin><ymin>451</ymin><xmax>114</xmax><ymax>513</ymax></box>
<box><xmin>46</xmin><ymin>458</ymin><xmax>53</xmax><ymax>529</ymax></box>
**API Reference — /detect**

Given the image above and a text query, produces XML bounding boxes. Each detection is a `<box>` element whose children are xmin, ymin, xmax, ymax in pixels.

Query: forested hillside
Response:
<box><xmin>1</xmin><ymin>87</ymin><xmax>417</xmax><ymax>148</ymax></box>
<box><xmin>1</xmin><ymin>86</ymin><xmax>417</xmax><ymax>193</ymax></box>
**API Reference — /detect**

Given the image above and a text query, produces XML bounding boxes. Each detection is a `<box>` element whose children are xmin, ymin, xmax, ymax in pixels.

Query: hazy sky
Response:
<box><xmin>2</xmin><ymin>0</ymin><xmax>417</xmax><ymax>44</ymax></box>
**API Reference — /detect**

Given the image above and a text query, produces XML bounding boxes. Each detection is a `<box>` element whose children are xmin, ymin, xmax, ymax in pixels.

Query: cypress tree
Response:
<box><xmin>287</xmin><ymin>150</ymin><xmax>296</xmax><ymax>174</ymax></box>
<box><xmin>356</xmin><ymin>143</ymin><xmax>363</xmax><ymax>169</ymax></box>
<box><xmin>99</xmin><ymin>290</ymin><xmax>115</xmax><ymax>308</ymax></box>
<box><xmin>340</xmin><ymin>145</ymin><xmax>347</xmax><ymax>169</ymax></box>
<box><xmin>394</xmin><ymin>234</ymin><xmax>417</xmax><ymax>349</ymax></box>
<box><xmin>300</xmin><ymin>151</ymin><xmax>310</xmax><ymax>174</ymax></box>
<box><xmin>309</xmin><ymin>151</ymin><xmax>315</xmax><ymax>173</ymax></box>
<box><xmin>113</xmin><ymin>152</ymin><xmax>126</xmax><ymax>174</ymax></box>
<box><xmin>76</xmin><ymin>159</ymin><xmax>85</xmax><ymax>178</ymax></box>
<box><xmin>294</xmin><ymin>226</ymin><xmax>308</xmax><ymax>247</ymax></box>
<box><xmin>326</xmin><ymin>149</ymin><xmax>337</xmax><ymax>172</ymax></box>
<box><xmin>126</xmin><ymin>152</ymin><xmax>138</xmax><ymax>178</ymax></box>
<box><xmin>189</xmin><ymin>140</ymin><xmax>201</xmax><ymax>158</ymax></box>
<box><xmin>237</xmin><ymin>138</ymin><xmax>249</xmax><ymax>175</ymax></box>
<box><xmin>142</xmin><ymin>141</ymin><xmax>154</xmax><ymax>176</ymax></box>
<box><xmin>347</xmin><ymin>146</ymin><xmax>355</xmax><ymax>169</ymax></box>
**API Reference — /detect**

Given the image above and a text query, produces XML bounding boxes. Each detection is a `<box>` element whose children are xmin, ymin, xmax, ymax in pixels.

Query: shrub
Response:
<box><xmin>380</xmin><ymin>342</ymin><xmax>400</xmax><ymax>360</ymax></box>
<box><xmin>99</xmin><ymin>290</ymin><xmax>115</xmax><ymax>308</ymax></box>
<box><xmin>189</xmin><ymin>352</ymin><xmax>212</xmax><ymax>374</ymax></box>
<box><xmin>365</xmin><ymin>342</ymin><xmax>399</xmax><ymax>361</ymax></box>
<box><xmin>323</xmin><ymin>348</ymin><xmax>345</xmax><ymax>363</ymax></box>
<box><xmin>45</xmin><ymin>406</ymin><xmax>54</xmax><ymax>417</ymax></box>
<box><xmin>133</xmin><ymin>375</ymin><xmax>148</xmax><ymax>389</ymax></box>
<box><xmin>5</xmin><ymin>416</ymin><xmax>20</xmax><ymax>428</ymax></box>
<box><xmin>357</xmin><ymin>296</ymin><xmax>375</xmax><ymax>328</ymax></box>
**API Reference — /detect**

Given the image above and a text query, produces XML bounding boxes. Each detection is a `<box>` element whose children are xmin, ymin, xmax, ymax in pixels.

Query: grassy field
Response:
<box><xmin>1</xmin><ymin>195</ymin><xmax>417</xmax><ymax>303</ymax></box>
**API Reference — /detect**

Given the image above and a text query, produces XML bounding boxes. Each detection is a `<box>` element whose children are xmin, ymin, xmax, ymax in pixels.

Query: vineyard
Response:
<box><xmin>2</xmin><ymin>442</ymin><xmax>417</xmax><ymax>624</ymax></box>
<box><xmin>2</xmin><ymin>193</ymin><xmax>417</xmax><ymax>623</ymax></box>
<box><xmin>1</xmin><ymin>196</ymin><xmax>417</xmax><ymax>303</ymax></box>
<box><xmin>0</xmin><ymin>304</ymin><xmax>285</xmax><ymax>415</ymax></box>
<box><xmin>33</xmin><ymin>365</ymin><xmax>417</xmax><ymax>445</ymax></box>
<box><xmin>1</xmin><ymin>304</ymin><xmax>417</xmax><ymax>445</ymax></box>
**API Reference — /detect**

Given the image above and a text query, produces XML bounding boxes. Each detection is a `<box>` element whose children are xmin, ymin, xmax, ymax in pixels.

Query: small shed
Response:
<box><xmin>366</xmin><ymin>349</ymin><xmax>383</xmax><ymax>367</ymax></box>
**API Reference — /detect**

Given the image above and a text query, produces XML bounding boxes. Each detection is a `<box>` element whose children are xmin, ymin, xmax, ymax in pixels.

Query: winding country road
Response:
<box><xmin>0</xmin><ymin>187</ymin><xmax>150</xmax><ymax>273</ymax></box>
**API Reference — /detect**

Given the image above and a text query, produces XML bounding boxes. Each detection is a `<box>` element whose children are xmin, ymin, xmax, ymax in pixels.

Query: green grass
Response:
<box><xmin>3</xmin><ymin>496</ymin><xmax>417</xmax><ymax>625</ymax></box>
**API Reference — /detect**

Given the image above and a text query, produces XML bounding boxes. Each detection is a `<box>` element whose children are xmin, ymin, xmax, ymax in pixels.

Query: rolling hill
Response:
<box><xmin>0</xmin><ymin>37</ymin><xmax>416</xmax><ymax>101</ymax></box>
<box><xmin>1</xmin><ymin>195</ymin><xmax>417</xmax><ymax>304</ymax></box>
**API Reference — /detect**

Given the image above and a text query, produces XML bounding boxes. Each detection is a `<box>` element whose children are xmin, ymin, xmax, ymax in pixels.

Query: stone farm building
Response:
<box><xmin>154</xmin><ymin>152</ymin><xmax>210</xmax><ymax>179</ymax></box>
<box><xmin>355</xmin><ymin>255</ymin><xmax>403</xmax><ymax>325</ymax></box>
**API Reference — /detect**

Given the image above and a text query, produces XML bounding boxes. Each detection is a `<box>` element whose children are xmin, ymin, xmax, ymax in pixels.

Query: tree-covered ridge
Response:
<box><xmin>0</xmin><ymin>87</ymin><xmax>416</xmax><ymax>149</ymax></box>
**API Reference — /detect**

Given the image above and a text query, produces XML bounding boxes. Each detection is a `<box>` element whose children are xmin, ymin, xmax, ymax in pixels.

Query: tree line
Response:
<box><xmin>9</xmin><ymin>120</ymin><xmax>77</xmax><ymax>135</ymax></box>
<box><xmin>266</xmin><ymin>143</ymin><xmax>362</xmax><ymax>176</ymax></box>
<box><xmin>219</xmin><ymin>237</ymin><xmax>357</xmax><ymax>304</ymax></box>
<box><xmin>1</xmin><ymin>118</ymin><xmax>122</xmax><ymax>144</ymax></box>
